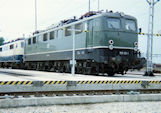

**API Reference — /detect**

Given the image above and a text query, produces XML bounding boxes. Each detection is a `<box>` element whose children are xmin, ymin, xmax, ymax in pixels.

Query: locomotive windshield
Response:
<box><xmin>107</xmin><ymin>18</ymin><xmax>121</xmax><ymax>29</ymax></box>
<box><xmin>125</xmin><ymin>19</ymin><xmax>136</xmax><ymax>31</ymax></box>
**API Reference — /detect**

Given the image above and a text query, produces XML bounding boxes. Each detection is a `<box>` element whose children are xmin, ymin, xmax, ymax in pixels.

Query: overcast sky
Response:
<box><xmin>0</xmin><ymin>0</ymin><xmax>161</xmax><ymax>62</ymax></box>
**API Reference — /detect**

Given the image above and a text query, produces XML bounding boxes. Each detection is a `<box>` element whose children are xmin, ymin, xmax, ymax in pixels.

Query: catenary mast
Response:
<box><xmin>145</xmin><ymin>0</ymin><xmax>160</xmax><ymax>76</ymax></box>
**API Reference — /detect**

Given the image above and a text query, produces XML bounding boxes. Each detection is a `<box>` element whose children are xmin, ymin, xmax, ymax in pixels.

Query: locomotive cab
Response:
<box><xmin>85</xmin><ymin>13</ymin><xmax>144</xmax><ymax>75</ymax></box>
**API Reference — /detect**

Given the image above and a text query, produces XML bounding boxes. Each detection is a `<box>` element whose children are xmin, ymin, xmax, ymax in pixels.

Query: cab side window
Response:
<box><xmin>43</xmin><ymin>33</ymin><xmax>48</xmax><ymax>41</ymax></box>
<box><xmin>0</xmin><ymin>48</ymin><xmax>2</xmax><ymax>52</ymax></box>
<box><xmin>28</xmin><ymin>38</ymin><xmax>31</xmax><ymax>45</ymax></box>
<box><xmin>50</xmin><ymin>31</ymin><xmax>55</xmax><ymax>40</ymax></box>
<box><xmin>75</xmin><ymin>23</ymin><xmax>82</xmax><ymax>34</ymax></box>
<box><xmin>33</xmin><ymin>37</ymin><xmax>36</xmax><ymax>44</ymax></box>
<box><xmin>10</xmin><ymin>44</ymin><xmax>14</xmax><ymax>49</ymax></box>
<box><xmin>65</xmin><ymin>26</ymin><xmax>72</xmax><ymax>36</ymax></box>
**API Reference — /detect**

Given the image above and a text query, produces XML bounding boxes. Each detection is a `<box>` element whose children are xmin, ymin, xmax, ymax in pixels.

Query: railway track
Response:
<box><xmin>0</xmin><ymin>89</ymin><xmax>161</xmax><ymax>99</ymax></box>
<box><xmin>0</xmin><ymin>89</ymin><xmax>161</xmax><ymax>108</ymax></box>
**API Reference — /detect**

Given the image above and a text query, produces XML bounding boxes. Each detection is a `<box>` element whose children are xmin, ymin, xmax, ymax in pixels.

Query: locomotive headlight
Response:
<box><xmin>134</xmin><ymin>42</ymin><xmax>138</xmax><ymax>47</ymax></box>
<box><xmin>109</xmin><ymin>40</ymin><xmax>114</xmax><ymax>45</ymax></box>
<box><xmin>134</xmin><ymin>47</ymin><xmax>138</xmax><ymax>51</ymax></box>
<box><xmin>109</xmin><ymin>45</ymin><xmax>113</xmax><ymax>50</ymax></box>
<box><xmin>109</xmin><ymin>40</ymin><xmax>114</xmax><ymax>50</ymax></box>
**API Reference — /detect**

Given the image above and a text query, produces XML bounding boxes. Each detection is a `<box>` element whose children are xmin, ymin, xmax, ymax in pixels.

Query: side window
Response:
<box><xmin>10</xmin><ymin>44</ymin><xmax>14</xmax><ymax>49</ymax></box>
<box><xmin>43</xmin><ymin>33</ymin><xmax>48</xmax><ymax>41</ymax></box>
<box><xmin>65</xmin><ymin>26</ymin><xmax>72</xmax><ymax>36</ymax></box>
<box><xmin>50</xmin><ymin>31</ymin><xmax>55</xmax><ymax>40</ymax></box>
<box><xmin>21</xmin><ymin>42</ymin><xmax>24</xmax><ymax>48</ymax></box>
<box><xmin>28</xmin><ymin>38</ymin><xmax>31</xmax><ymax>45</ymax></box>
<box><xmin>33</xmin><ymin>37</ymin><xmax>36</xmax><ymax>44</ymax></box>
<box><xmin>75</xmin><ymin>23</ymin><xmax>82</xmax><ymax>34</ymax></box>
<box><xmin>0</xmin><ymin>48</ymin><xmax>2</xmax><ymax>52</ymax></box>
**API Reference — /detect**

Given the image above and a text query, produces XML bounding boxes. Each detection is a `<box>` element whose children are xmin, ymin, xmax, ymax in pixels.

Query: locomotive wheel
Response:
<box><xmin>76</xmin><ymin>66</ymin><xmax>82</xmax><ymax>74</ymax></box>
<box><xmin>64</xmin><ymin>62</ymin><xmax>70</xmax><ymax>73</ymax></box>
<box><xmin>82</xmin><ymin>67</ymin><xmax>92</xmax><ymax>75</ymax></box>
<box><xmin>50</xmin><ymin>67</ymin><xmax>56</xmax><ymax>72</ymax></box>
<box><xmin>107</xmin><ymin>72</ymin><xmax>115</xmax><ymax>76</ymax></box>
<box><xmin>87</xmin><ymin>67</ymin><xmax>92</xmax><ymax>75</ymax></box>
<box><xmin>60</xmin><ymin>65</ymin><xmax>65</xmax><ymax>73</ymax></box>
<box><xmin>82</xmin><ymin>68</ymin><xmax>87</xmax><ymax>75</ymax></box>
<box><xmin>65</xmin><ymin>66</ymin><xmax>70</xmax><ymax>73</ymax></box>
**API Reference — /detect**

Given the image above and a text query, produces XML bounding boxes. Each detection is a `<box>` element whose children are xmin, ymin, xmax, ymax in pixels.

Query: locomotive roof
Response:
<box><xmin>30</xmin><ymin>11</ymin><xmax>137</xmax><ymax>38</ymax></box>
<box><xmin>1</xmin><ymin>38</ymin><xmax>24</xmax><ymax>47</ymax></box>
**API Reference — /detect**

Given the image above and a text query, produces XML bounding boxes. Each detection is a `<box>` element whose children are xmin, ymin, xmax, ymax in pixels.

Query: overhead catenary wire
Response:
<box><xmin>38</xmin><ymin>0</ymin><xmax>89</xmax><ymax>27</ymax></box>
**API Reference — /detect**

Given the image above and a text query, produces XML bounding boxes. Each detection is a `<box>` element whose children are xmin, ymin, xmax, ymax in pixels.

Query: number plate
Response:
<box><xmin>119</xmin><ymin>51</ymin><xmax>129</xmax><ymax>55</ymax></box>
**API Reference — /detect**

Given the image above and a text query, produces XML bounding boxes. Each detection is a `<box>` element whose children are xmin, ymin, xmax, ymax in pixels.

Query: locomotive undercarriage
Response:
<box><xmin>23</xmin><ymin>58</ymin><xmax>143</xmax><ymax>76</ymax></box>
<box><xmin>22</xmin><ymin>49</ymin><xmax>144</xmax><ymax>76</ymax></box>
<box><xmin>23</xmin><ymin>60</ymin><xmax>116</xmax><ymax>76</ymax></box>
<box><xmin>0</xmin><ymin>48</ymin><xmax>145</xmax><ymax>76</ymax></box>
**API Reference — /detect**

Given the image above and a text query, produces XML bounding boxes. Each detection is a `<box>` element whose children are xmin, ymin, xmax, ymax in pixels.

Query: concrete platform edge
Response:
<box><xmin>0</xmin><ymin>94</ymin><xmax>161</xmax><ymax>108</ymax></box>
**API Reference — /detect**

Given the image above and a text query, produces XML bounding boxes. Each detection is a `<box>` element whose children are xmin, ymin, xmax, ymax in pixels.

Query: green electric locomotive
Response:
<box><xmin>24</xmin><ymin>11</ymin><xmax>145</xmax><ymax>76</ymax></box>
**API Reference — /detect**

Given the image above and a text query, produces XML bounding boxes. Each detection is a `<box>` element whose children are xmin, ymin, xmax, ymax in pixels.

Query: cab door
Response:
<box><xmin>86</xmin><ymin>20</ymin><xmax>94</xmax><ymax>47</ymax></box>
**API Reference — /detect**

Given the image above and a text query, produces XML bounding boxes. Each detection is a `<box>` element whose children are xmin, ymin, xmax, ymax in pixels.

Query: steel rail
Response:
<box><xmin>0</xmin><ymin>89</ymin><xmax>161</xmax><ymax>99</ymax></box>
